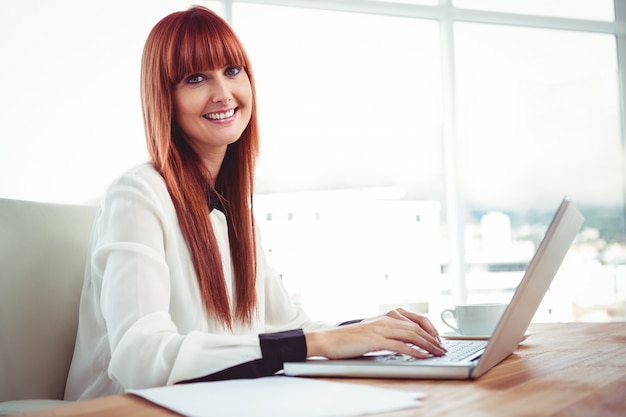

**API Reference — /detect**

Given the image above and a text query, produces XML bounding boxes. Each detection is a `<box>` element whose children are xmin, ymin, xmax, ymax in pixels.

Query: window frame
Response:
<box><xmin>215</xmin><ymin>0</ymin><xmax>626</xmax><ymax>305</ymax></box>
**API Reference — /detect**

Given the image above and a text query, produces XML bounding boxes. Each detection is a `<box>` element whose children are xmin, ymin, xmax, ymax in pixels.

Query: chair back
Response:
<box><xmin>0</xmin><ymin>198</ymin><xmax>96</xmax><ymax>401</ymax></box>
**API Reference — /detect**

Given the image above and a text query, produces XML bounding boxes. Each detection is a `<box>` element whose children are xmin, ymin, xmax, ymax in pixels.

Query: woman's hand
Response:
<box><xmin>304</xmin><ymin>308</ymin><xmax>447</xmax><ymax>360</ymax></box>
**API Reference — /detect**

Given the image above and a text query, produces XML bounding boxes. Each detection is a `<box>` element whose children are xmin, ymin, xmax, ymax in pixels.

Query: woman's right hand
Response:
<box><xmin>304</xmin><ymin>310</ymin><xmax>447</xmax><ymax>360</ymax></box>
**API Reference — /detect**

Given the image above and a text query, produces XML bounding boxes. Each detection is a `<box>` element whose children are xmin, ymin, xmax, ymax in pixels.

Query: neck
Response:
<box><xmin>199</xmin><ymin>147</ymin><xmax>228</xmax><ymax>188</ymax></box>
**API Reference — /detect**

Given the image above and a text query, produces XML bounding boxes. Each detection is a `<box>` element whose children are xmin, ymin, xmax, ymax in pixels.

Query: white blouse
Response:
<box><xmin>64</xmin><ymin>163</ymin><xmax>331</xmax><ymax>401</ymax></box>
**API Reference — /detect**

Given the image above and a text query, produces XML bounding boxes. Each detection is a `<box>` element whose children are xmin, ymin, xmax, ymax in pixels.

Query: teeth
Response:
<box><xmin>205</xmin><ymin>109</ymin><xmax>235</xmax><ymax>120</ymax></box>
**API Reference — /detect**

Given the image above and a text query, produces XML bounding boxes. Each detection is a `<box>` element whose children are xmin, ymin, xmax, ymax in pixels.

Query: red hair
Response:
<box><xmin>141</xmin><ymin>6</ymin><xmax>259</xmax><ymax>327</ymax></box>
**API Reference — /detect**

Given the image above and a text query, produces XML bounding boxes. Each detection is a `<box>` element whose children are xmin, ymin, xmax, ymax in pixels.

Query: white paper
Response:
<box><xmin>129</xmin><ymin>375</ymin><xmax>424</xmax><ymax>417</ymax></box>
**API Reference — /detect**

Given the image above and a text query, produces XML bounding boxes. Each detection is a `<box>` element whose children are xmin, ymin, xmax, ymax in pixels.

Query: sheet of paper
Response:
<box><xmin>129</xmin><ymin>375</ymin><xmax>425</xmax><ymax>417</ymax></box>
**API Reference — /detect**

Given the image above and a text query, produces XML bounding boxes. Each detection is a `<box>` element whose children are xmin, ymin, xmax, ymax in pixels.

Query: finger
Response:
<box><xmin>389</xmin><ymin>341</ymin><xmax>432</xmax><ymax>359</ymax></box>
<box><xmin>387</xmin><ymin>335</ymin><xmax>446</xmax><ymax>358</ymax></box>
<box><xmin>385</xmin><ymin>309</ymin><xmax>412</xmax><ymax>322</ymax></box>
<box><xmin>380</xmin><ymin>314</ymin><xmax>444</xmax><ymax>350</ymax></box>
<box><xmin>395</xmin><ymin>309</ymin><xmax>443</xmax><ymax>343</ymax></box>
<box><xmin>379</xmin><ymin>322</ymin><xmax>447</xmax><ymax>356</ymax></box>
<box><xmin>417</xmin><ymin>316</ymin><xmax>443</xmax><ymax>344</ymax></box>
<box><xmin>402</xmin><ymin>331</ymin><xmax>447</xmax><ymax>356</ymax></box>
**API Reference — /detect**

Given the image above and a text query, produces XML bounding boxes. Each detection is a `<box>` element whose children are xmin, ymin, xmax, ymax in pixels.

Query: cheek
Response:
<box><xmin>240</xmin><ymin>86</ymin><xmax>254</xmax><ymax>120</ymax></box>
<box><xmin>172</xmin><ymin>95</ymin><xmax>200</xmax><ymax>132</ymax></box>
<box><xmin>245</xmin><ymin>85</ymin><xmax>253</xmax><ymax>106</ymax></box>
<box><xmin>172</xmin><ymin>103</ymin><xmax>197</xmax><ymax>139</ymax></box>
<box><xmin>172</xmin><ymin>94</ymin><xmax>185</xmax><ymax>122</ymax></box>
<box><xmin>172</xmin><ymin>107</ymin><xmax>188</xmax><ymax>134</ymax></box>
<box><xmin>235</xmin><ymin>76</ymin><xmax>253</xmax><ymax>108</ymax></box>
<box><xmin>173</xmin><ymin>87</ymin><xmax>203</xmax><ymax>114</ymax></box>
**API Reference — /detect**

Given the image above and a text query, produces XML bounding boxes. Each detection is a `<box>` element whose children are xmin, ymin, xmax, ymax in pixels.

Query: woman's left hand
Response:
<box><xmin>304</xmin><ymin>308</ymin><xmax>446</xmax><ymax>359</ymax></box>
<box><xmin>366</xmin><ymin>307</ymin><xmax>442</xmax><ymax>344</ymax></box>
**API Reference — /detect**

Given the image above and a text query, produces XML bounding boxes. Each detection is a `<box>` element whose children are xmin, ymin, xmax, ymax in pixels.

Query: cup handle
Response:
<box><xmin>441</xmin><ymin>309</ymin><xmax>460</xmax><ymax>334</ymax></box>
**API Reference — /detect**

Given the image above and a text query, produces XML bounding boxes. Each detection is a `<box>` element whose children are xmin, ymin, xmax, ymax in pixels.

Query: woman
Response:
<box><xmin>64</xmin><ymin>5</ymin><xmax>446</xmax><ymax>401</ymax></box>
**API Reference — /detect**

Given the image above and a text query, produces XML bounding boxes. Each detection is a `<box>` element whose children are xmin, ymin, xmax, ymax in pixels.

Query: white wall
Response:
<box><xmin>0</xmin><ymin>0</ymin><xmax>216</xmax><ymax>204</ymax></box>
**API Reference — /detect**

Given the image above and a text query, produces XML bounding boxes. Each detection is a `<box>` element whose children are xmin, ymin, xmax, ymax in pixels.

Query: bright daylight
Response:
<box><xmin>1</xmin><ymin>1</ymin><xmax>625</xmax><ymax>415</ymax></box>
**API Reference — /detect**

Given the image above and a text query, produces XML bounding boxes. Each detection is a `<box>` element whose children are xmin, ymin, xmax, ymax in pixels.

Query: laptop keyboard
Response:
<box><xmin>431</xmin><ymin>340</ymin><xmax>488</xmax><ymax>362</ymax></box>
<box><xmin>382</xmin><ymin>340</ymin><xmax>487</xmax><ymax>363</ymax></box>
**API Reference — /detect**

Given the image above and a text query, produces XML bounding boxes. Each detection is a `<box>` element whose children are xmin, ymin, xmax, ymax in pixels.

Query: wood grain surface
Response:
<box><xmin>18</xmin><ymin>322</ymin><xmax>626</xmax><ymax>417</ymax></box>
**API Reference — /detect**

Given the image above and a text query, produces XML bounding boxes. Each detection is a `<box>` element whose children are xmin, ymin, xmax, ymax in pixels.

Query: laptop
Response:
<box><xmin>284</xmin><ymin>197</ymin><xmax>584</xmax><ymax>380</ymax></box>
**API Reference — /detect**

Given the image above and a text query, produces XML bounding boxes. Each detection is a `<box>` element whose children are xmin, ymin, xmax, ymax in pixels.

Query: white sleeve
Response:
<box><xmin>94</xmin><ymin>171</ymin><xmax>262</xmax><ymax>389</ymax></box>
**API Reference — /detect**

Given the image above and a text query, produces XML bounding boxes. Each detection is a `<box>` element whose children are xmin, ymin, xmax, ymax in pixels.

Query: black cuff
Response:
<box><xmin>259</xmin><ymin>328</ymin><xmax>307</xmax><ymax>370</ymax></box>
<box><xmin>178</xmin><ymin>329</ymin><xmax>307</xmax><ymax>384</ymax></box>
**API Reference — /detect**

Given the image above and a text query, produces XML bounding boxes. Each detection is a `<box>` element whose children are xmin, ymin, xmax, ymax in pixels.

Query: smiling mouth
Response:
<box><xmin>204</xmin><ymin>108</ymin><xmax>236</xmax><ymax>121</ymax></box>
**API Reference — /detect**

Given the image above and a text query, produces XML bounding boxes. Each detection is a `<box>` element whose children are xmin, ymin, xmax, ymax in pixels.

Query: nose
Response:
<box><xmin>211</xmin><ymin>75</ymin><xmax>232</xmax><ymax>104</ymax></box>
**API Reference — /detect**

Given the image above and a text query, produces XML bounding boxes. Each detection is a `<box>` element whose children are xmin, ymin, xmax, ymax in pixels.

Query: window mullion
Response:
<box><xmin>615</xmin><ymin>0</ymin><xmax>626</xmax><ymax>234</ymax></box>
<box><xmin>439</xmin><ymin>1</ymin><xmax>467</xmax><ymax>305</ymax></box>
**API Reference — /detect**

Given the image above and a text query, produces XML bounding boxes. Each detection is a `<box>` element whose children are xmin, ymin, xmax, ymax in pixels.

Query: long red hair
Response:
<box><xmin>140</xmin><ymin>6</ymin><xmax>259</xmax><ymax>328</ymax></box>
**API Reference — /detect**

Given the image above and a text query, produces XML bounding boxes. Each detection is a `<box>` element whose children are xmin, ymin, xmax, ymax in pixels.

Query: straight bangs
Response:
<box><xmin>165</xmin><ymin>10</ymin><xmax>251</xmax><ymax>86</ymax></box>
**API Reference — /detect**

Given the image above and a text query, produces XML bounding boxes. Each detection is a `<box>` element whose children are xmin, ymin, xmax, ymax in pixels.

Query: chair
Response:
<box><xmin>0</xmin><ymin>198</ymin><xmax>97</xmax><ymax>415</ymax></box>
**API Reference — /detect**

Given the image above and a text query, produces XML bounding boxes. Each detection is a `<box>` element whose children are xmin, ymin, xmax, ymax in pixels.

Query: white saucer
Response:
<box><xmin>442</xmin><ymin>331</ymin><xmax>531</xmax><ymax>341</ymax></box>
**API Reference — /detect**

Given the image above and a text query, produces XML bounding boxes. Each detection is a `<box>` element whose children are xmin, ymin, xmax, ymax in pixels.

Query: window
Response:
<box><xmin>454</xmin><ymin>0</ymin><xmax>615</xmax><ymax>21</ymax></box>
<box><xmin>233</xmin><ymin>4</ymin><xmax>445</xmax><ymax>320</ymax></box>
<box><xmin>230</xmin><ymin>1</ymin><xmax>626</xmax><ymax>322</ymax></box>
<box><xmin>1</xmin><ymin>0</ymin><xmax>624</xmax><ymax>323</ymax></box>
<box><xmin>453</xmin><ymin>23</ymin><xmax>624</xmax><ymax>321</ymax></box>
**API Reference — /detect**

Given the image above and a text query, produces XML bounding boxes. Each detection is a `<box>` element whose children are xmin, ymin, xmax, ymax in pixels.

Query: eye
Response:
<box><xmin>184</xmin><ymin>74</ymin><xmax>205</xmax><ymax>85</ymax></box>
<box><xmin>225</xmin><ymin>66</ymin><xmax>243</xmax><ymax>77</ymax></box>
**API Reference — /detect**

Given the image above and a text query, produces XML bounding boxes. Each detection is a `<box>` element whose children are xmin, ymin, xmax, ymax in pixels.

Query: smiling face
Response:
<box><xmin>173</xmin><ymin>65</ymin><xmax>253</xmax><ymax>163</ymax></box>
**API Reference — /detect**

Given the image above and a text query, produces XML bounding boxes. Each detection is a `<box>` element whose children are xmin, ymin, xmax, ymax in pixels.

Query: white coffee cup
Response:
<box><xmin>440</xmin><ymin>303</ymin><xmax>508</xmax><ymax>336</ymax></box>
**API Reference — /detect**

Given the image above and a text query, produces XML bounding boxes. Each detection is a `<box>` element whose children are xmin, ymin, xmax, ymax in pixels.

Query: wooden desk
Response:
<box><xmin>19</xmin><ymin>322</ymin><xmax>626</xmax><ymax>417</ymax></box>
